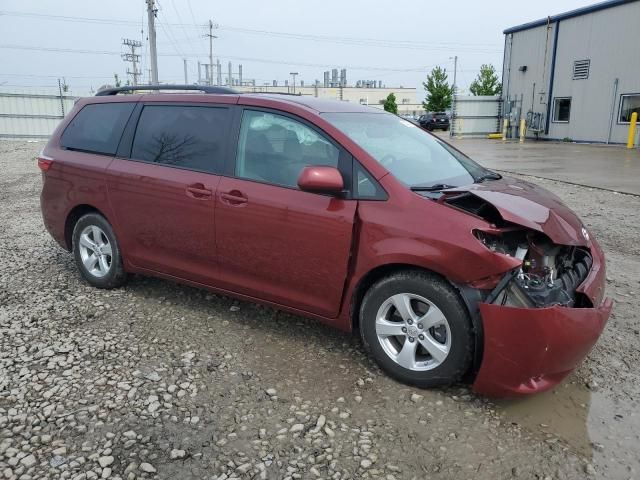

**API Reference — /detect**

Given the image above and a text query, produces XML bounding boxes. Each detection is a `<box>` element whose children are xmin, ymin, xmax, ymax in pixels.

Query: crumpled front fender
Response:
<box><xmin>472</xmin><ymin>299</ymin><xmax>612</xmax><ymax>397</ymax></box>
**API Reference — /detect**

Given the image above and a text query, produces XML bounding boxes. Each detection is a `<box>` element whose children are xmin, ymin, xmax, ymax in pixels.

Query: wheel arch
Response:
<box><xmin>64</xmin><ymin>204</ymin><xmax>109</xmax><ymax>251</ymax></box>
<box><xmin>350</xmin><ymin>263</ymin><xmax>441</xmax><ymax>332</ymax></box>
<box><xmin>349</xmin><ymin>262</ymin><xmax>484</xmax><ymax>378</ymax></box>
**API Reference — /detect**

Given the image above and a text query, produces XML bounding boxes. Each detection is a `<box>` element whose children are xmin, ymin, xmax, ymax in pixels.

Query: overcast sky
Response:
<box><xmin>1</xmin><ymin>0</ymin><xmax>595</xmax><ymax>97</ymax></box>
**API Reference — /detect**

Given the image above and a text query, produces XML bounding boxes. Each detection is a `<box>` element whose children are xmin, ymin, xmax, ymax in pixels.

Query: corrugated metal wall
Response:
<box><xmin>451</xmin><ymin>95</ymin><xmax>502</xmax><ymax>136</ymax></box>
<box><xmin>549</xmin><ymin>1</ymin><xmax>640</xmax><ymax>143</ymax></box>
<box><xmin>503</xmin><ymin>22</ymin><xmax>556</xmax><ymax>134</ymax></box>
<box><xmin>503</xmin><ymin>1</ymin><xmax>640</xmax><ymax>143</ymax></box>
<box><xmin>0</xmin><ymin>89</ymin><xmax>82</xmax><ymax>140</ymax></box>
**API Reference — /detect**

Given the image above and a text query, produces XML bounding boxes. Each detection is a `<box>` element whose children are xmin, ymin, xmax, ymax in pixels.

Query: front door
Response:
<box><xmin>107</xmin><ymin>103</ymin><xmax>231</xmax><ymax>285</ymax></box>
<box><xmin>215</xmin><ymin>109</ymin><xmax>356</xmax><ymax>317</ymax></box>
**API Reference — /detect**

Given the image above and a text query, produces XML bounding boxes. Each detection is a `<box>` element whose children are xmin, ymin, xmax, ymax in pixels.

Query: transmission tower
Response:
<box><xmin>122</xmin><ymin>38</ymin><xmax>142</xmax><ymax>85</ymax></box>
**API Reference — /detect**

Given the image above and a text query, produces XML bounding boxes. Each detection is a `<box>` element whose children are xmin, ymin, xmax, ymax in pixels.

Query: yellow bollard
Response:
<box><xmin>457</xmin><ymin>119</ymin><xmax>464</xmax><ymax>139</ymax></box>
<box><xmin>502</xmin><ymin>119</ymin><xmax>508</xmax><ymax>141</ymax></box>
<box><xmin>519</xmin><ymin>118</ymin><xmax>526</xmax><ymax>143</ymax></box>
<box><xmin>627</xmin><ymin>112</ymin><xmax>638</xmax><ymax>149</ymax></box>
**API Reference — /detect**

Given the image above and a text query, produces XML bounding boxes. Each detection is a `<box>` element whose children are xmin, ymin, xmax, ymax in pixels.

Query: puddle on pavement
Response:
<box><xmin>496</xmin><ymin>380</ymin><xmax>640</xmax><ymax>478</ymax></box>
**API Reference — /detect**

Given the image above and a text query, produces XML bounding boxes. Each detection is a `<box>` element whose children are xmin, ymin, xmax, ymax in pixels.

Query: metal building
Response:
<box><xmin>502</xmin><ymin>0</ymin><xmax>640</xmax><ymax>143</ymax></box>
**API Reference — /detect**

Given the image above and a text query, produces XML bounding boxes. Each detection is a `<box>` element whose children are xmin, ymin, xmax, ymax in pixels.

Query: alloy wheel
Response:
<box><xmin>375</xmin><ymin>293</ymin><xmax>451</xmax><ymax>371</ymax></box>
<box><xmin>78</xmin><ymin>225</ymin><xmax>112</xmax><ymax>278</ymax></box>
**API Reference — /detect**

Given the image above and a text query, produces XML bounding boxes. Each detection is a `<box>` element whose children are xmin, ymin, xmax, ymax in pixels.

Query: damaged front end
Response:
<box><xmin>440</xmin><ymin>186</ymin><xmax>612</xmax><ymax>397</ymax></box>
<box><xmin>476</xmin><ymin>229</ymin><xmax>593</xmax><ymax>309</ymax></box>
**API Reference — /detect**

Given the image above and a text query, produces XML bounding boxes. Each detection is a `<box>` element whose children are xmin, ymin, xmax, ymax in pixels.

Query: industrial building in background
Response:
<box><xmin>502</xmin><ymin>0</ymin><xmax>640</xmax><ymax>144</ymax></box>
<box><xmin>192</xmin><ymin>63</ymin><xmax>422</xmax><ymax>117</ymax></box>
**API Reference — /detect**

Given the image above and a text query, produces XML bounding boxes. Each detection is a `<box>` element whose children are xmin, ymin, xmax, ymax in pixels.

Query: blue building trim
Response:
<box><xmin>503</xmin><ymin>0</ymin><xmax>638</xmax><ymax>34</ymax></box>
<box><xmin>544</xmin><ymin>22</ymin><xmax>560</xmax><ymax>134</ymax></box>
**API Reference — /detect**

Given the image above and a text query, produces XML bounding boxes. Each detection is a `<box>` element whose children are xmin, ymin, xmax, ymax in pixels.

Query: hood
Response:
<box><xmin>443</xmin><ymin>176</ymin><xmax>589</xmax><ymax>247</ymax></box>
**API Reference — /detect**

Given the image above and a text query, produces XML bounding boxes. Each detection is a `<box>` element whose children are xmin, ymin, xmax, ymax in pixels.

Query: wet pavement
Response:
<box><xmin>439</xmin><ymin>132</ymin><xmax>640</xmax><ymax>196</ymax></box>
<box><xmin>499</xmin><ymin>381</ymin><xmax>640</xmax><ymax>479</ymax></box>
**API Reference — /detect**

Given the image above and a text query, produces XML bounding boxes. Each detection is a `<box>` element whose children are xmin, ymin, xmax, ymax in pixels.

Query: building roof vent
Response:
<box><xmin>573</xmin><ymin>60</ymin><xmax>590</xmax><ymax>80</ymax></box>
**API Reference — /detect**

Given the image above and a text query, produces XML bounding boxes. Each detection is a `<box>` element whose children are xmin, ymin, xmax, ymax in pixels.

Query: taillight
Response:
<box><xmin>37</xmin><ymin>154</ymin><xmax>54</xmax><ymax>172</ymax></box>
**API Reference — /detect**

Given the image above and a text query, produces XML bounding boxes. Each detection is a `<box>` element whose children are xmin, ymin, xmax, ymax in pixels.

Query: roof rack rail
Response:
<box><xmin>248</xmin><ymin>92</ymin><xmax>302</xmax><ymax>96</ymax></box>
<box><xmin>95</xmin><ymin>84</ymin><xmax>238</xmax><ymax>96</ymax></box>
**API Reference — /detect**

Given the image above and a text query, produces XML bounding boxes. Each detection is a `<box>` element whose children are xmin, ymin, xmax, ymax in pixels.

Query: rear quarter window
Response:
<box><xmin>61</xmin><ymin>103</ymin><xmax>136</xmax><ymax>155</ymax></box>
<box><xmin>130</xmin><ymin>105</ymin><xmax>229</xmax><ymax>174</ymax></box>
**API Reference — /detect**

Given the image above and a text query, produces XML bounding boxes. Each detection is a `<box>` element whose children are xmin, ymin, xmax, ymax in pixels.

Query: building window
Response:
<box><xmin>618</xmin><ymin>94</ymin><xmax>640</xmax><ymax>123</ymax></box>
<box><xmin>573</xmin><ymin>59</ymin><xmax>590</xmax><ymax>80</ymax></box>
<box><xmin>552</xmin><ymin>97</ymin><xmax>571</xmax><ymax>123</ymax></box>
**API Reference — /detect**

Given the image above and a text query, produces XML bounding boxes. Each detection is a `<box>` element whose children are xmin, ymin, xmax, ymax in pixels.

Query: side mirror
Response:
<box><xmin>297</xmin><ymin>166</ymin><xmax>344</xmax><ymax>194</ymax></box>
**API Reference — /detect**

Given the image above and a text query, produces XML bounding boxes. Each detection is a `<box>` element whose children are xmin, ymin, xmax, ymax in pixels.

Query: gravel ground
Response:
<box><xmin>1</xmin><ymin>140</ymin><xmax>639</xmax><ymax>480</ymax></box>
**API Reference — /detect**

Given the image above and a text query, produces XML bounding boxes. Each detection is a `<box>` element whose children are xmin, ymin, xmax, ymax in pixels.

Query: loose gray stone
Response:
<box><xmin>98</xmin><ymin>456</ymin><xmax>114</xmax><ymax>468</ymax></box>
<box><xmin>140</xmin><ymin>462</ymin><xmax>156</xmax><ymax>473</ymax></box>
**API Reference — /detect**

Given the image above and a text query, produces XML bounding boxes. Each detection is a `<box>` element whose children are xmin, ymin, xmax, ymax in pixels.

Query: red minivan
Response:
<box><xmin>39</xmin><ymin>85</ymin><xmax>612</xmax><ymax>397</ymax></box>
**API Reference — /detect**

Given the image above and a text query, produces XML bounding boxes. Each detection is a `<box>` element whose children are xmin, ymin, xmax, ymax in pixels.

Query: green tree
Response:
<box><xmin>422</xmin><ymin>66</ymin><xmax>454</xmax><ymax>112</ymax></box>
<box><xmin>113</xmin><ymin>74</ymin><xmax>122</xmax><ymax>88</ymax></box>
<box><xmin>383</xmin><ymin>93</ymin><xmax>398</xmax><ymax>114</ymax></box>
<box><xmin>469</xmin><ymin>64</ymin><xmax>502</xmax><ymax>96</ymax></box>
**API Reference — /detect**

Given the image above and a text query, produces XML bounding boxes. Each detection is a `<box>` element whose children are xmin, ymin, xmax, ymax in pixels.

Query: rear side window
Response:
<box><xmin>61</xmin><ymin>103</ymin><xmax>135</xmax><ymax>155</ymax></box>
<box><xmin>131</xmin><ymin>105</ymin><xmax>228</xmax><ymax>173</ymax></box>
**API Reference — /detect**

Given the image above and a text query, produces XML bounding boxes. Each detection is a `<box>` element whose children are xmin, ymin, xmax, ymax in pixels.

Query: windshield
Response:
<box><xmin>322</xmin><ymin>112</ymin><xmax>485</xmax><ymax>188</ymax></box>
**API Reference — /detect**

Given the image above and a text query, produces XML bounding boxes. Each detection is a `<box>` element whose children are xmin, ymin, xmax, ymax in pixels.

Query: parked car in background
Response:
<box><xmin>419</xmin><ymin>112</ymin><xmax>450</xmax><ymax>131</ymax></box>
<box><xmin>39</xmin><ymin>85</ymin><xmax>611</xmax><ymax>397</ymax></box>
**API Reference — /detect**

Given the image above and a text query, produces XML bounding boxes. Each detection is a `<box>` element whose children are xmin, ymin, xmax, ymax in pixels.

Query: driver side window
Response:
<box><xmin>236</xmin><ymin>110</ymin><xmax>339</xmax><ymax>188</ymax></box>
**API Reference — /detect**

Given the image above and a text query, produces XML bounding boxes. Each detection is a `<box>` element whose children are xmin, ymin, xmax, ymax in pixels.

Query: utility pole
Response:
<box><xmin>201</xmin><ymin>63</ymin><xmax>210</xmax><ymax>84</ymax></box>
<box><xmin>290</xmin><ymin>72</ymin><xmax>298</xmax><ymax>94</ymax></box>
<box><xmin>183</xmin><ymin>58</ymin><xmax>188</xmax><ymax>84</ymax></box>
<box><xmin>452</xmin><ymin>55</ymin><xmax>458</xmax><ymax>95</ymax></box>
<box><xmin>146</xmin><ymin>0</ymin><xmax>159</xmax><ymax>85</ymax></box>
<box><xmin>449</xmin><ymin>55</ymin><xmax>458</xmax><ymax>138</ymax></box>
<box><xmin>204</xmin><ymin>19</ymin><xmax>218</xmax><ymax>86</ymax></box>
<box><xmin>122</xmin><ymin>38</ymin><xmax>142</xmax><ymax>85</ymax></box>
<box><xmin>57</xmin><ymin>78</ymin><xmax>65</xmax><ymax>116</ymax></box>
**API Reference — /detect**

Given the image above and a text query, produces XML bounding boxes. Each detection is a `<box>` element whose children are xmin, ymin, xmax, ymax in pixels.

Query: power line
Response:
<box><xmin>155</xmin><ymin>0</ymin><xmax>187</xmax><ymax>59</ymax></box>
<box><xmin>216</xmin><ymin>26</ymin><xmax>502</xmax><ymax>53</ymax></box>
<box><xmin>170</xmin><ymin>0</ymin><xmax>198</xmax><ymax>56</ymax></box>
<box><xmin>0</xmin><ymin>44</ymin><xmax>444</xmax><ymax>72</ymax></box>
<box><xmin>186</xmin><ymin>0</ymin><xmax>199</xmax><ymax>29</ymax></box>
<box><xmin>0</xmin><ymin>9</ymin><xmax>502</xmax><ymax>53</ymax></box>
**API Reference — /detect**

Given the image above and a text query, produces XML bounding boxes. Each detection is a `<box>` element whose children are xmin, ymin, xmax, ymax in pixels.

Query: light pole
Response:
<box><xmin>449</xmin><ymin>56</ymin><xmax>458</xmax><ymax>137</ymax></box>
<box><xmin>449</xmin><ymin>55</ymin><xmax>458</xmax><ymax>95</ymax></box>
<box><xmin>290</xmin><ymin>72</ymin><xmax>299</xmax><ymax>94</ymax></box>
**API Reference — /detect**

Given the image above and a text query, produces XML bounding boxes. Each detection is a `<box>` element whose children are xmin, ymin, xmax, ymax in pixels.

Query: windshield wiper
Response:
<box><xmin>410</xmin><ymin>183</ymin><xmax>457</xmax><ymax>192</ymax></box>
<box><xmin>475</xmin><ymin>171</ymin><xmax>502</xmax><ymax>183</ymax></box>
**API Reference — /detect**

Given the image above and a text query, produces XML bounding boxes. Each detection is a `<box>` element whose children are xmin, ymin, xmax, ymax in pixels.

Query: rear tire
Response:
<box><xmin>72</xmin><ymin>213</ymin><xmax>126</xmax><ymax>289</ymax></box>
<box><xmin>360</xmin><ymin>271</ymin><xmax>473</xmax><ymax>388</ymax></box>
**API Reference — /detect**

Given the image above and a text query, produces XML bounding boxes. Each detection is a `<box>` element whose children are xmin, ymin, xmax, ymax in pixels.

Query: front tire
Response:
<box><xmin>72</xmin><ymin>213</ymin><xmax>126</xmax><ymax>289</ymax></box>
<box><xmin>360</xmin><ymin>271</ymin><xmax>473</xmax><ymax>388</ymax></box>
